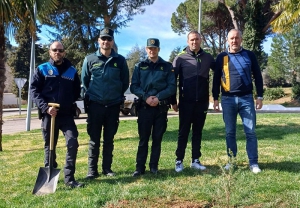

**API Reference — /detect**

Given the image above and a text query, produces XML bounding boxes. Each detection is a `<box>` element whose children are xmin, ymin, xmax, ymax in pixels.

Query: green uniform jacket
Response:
<box><xmin>81</xmin><ymin>49</ymin><xmax>129</xmax><ymax>105</ymax></box>
<box><xmin>130</xmin><ymin>57</ymin><xmax>176</xmax><ymax>101</ymax></box>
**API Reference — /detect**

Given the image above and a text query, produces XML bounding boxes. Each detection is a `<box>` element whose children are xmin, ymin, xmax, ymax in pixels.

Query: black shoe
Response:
<box><xmin>102</xmin><ymin>169</ymin><xmax>115</xmax><ymax>176</ymax></box>
<box><xmin>150</xmin><ymin>167</ymin><xmax>158</xmax><ymax>174</ymax></box>
<box><xmin>66</xmin><ymin>180</ymin><xmax>85</xmax><ymax>188</ymax></box>
<box><xmin>132</xmin><ymin>170</ymin><xmax>145</xmax><ymax>177</ymax></box>
<box><xmin>85</xmin><ymin>172</ymin><xmax>100</xmax><ymax>180</ymax></box>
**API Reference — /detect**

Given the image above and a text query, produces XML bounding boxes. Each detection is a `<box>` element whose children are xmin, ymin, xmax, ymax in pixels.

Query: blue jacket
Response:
<box><xmin>212</xmin><ymin>48</ymin><xmax>263</xmax><ymax>100</ymax></box>
<box><xmin>31</xmin><ymin>58</ymin><xmax>81</xmax><ymax>115</ymax></box>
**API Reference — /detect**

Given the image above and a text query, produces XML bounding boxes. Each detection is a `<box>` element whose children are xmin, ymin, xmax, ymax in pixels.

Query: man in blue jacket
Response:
<box><xmin>81</xmin><ymin>28</ymin><xmax>129</xmax><ymax>179</ymax></box>
<box><xmin>130</xmin><ymin>38</ymin><xmax>176</xmax><ymax>176</ymax></box>
<box><xmin>31</xmin><ymin>41</ymin><xmax>83</xmax><ymax>188</ymax></box>
<box><xmin>212</xmin><ymin>29</ymin><xmax>263</xmax><ymax>173</ymax></box>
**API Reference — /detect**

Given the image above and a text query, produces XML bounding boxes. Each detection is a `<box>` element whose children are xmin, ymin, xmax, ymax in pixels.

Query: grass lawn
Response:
<box><xmin>1</xmin><ymin>113</ymin><xmax>300</xmax><ymax>207</ymax></box>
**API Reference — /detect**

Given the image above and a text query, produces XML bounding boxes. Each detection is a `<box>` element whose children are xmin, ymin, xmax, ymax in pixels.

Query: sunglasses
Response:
<box><xmin>100</xmin><ymin>37</ymin><xmax>113</xmax><ymax>42</ymax></box>
<box><xmin>51</xmin><ymin>48</ymin><xmax>65</xmax><ymax>53</ymax></box>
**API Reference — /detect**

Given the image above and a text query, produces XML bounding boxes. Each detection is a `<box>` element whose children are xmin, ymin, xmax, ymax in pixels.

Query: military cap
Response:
<box><xmin>146</xmin><ymin>38</ymin><xmax>160</xmax><ymax>48</ymax></box>
<box><xmin>99</xmin><ymin>27</ymin><xmax>114</xmax><ymax>38</ymax></box>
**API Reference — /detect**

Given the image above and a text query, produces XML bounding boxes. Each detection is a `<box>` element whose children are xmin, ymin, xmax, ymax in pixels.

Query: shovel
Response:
<box><xmin>33</xmin><ymin>103</ymin><xmax>61</xmax><ymax>195</ymax></box>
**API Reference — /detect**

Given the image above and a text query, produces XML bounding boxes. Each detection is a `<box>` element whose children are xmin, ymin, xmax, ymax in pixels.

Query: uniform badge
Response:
<box><xmin>150</xmin><ymin>39</ymin><xmax>155</xmax><ymax>45</ymax></box>
<box><xmin>48</xmin><ymin>70</ymin><xmax>53</xmax><ymax>75</ymax></box>
<box><xmin>105</xmin><ymin>29</ymin><xmax>109</xmax><ymax>34</ymax></box>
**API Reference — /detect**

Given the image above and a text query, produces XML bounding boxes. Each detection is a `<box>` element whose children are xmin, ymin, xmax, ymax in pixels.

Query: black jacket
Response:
<box><xmin>31</xmin><ymin>58</ymin><xmax>81</xmax><ymax>115</ymax></box>
<box><xmin>172</xmin><ymin>47</ymin><xmax>215</xmax><ymax>103</ymax></box>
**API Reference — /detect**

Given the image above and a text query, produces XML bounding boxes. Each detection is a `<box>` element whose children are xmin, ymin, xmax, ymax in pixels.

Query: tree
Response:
<box><xmin>242</xmin><ymin>0</ymin><xmax>268</xmax><ymax>70</ymax></box>
<box><xmin>267</xmin><ymin>24</ymin><xmax>300</xmax><ymax>86</ymax></box>
<box><xmin>42</xmin><ymin>0</ymin><xmax>155</xmax><ymax>72</ymax></box>
<box><xmin>126</xmin><ymin>44</ymin><xmax>147</xmax><ymax>80</ymax></box>
<box><xmin>271</xmin><ymin>0</ymin><xmax>300</xmax><ymax>33</ymax></box>
<box><xmin>169</xmin><ymin>46</ymin><xmax>182</xmax><ymax>63</ymax></box>
<box><xmin>267</xmin><ymin>36</ymin><xmax>288</xmax><ymax>86</ymax></box>
<box><xmin>7</xmin><ymin>25</ymin><xmax>46</xmax><ymax>100</ymax></box>
<box><xmin>171</xmin><ymin>0</ymin><xmax>234</xmax><ymax>56</ymax></box>
<box><xmin>171</xmin><ymin>0</ymin><xmax>276</xmax><ymax>62</ymax></box>
<box><xmin>0</xmin><ymin>0</ymin><xmax>58</xmax><ymax>151</ymax></box>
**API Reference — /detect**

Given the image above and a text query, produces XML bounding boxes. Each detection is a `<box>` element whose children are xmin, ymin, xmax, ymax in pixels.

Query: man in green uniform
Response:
<box><xmin>130</xmin><ymin>38</ymin><xmax>176</xmax><ymax>177</ymax></box>
<box><xmin>81</xmin><ymin>28</ymin><xmax>129</xmax><ymax>179</ymax></box>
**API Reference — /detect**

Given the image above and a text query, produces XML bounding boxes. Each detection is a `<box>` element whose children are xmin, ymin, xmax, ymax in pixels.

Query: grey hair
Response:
<box><xmin>227</xmin><ymin>29</ymin><xmax>242</xmax><ymax>39</ymax></box>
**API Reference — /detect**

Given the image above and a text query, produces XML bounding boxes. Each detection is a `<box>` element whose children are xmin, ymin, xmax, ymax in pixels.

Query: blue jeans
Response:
<box><xmin>221</xmin><ymin>94</ymin><xmax>258</xmax><ymax>165</ymax></box>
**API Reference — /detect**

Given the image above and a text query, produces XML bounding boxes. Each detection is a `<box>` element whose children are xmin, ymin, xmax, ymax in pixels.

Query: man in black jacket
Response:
<box><xmin>31</xmin><ymin>41</ymin><xmax>83</xmax><ymax>188</ymax></box>
<box><xmin>171</xmin><ymin>31</ymin><xmax>215</xmax><ymax>172</ymax></box>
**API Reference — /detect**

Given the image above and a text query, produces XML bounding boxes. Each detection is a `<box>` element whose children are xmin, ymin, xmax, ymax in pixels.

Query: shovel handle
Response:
<box><xmin>48</xmin><ymin>103</ymin><xmax>60</xmax><ymax>151</ymax></box>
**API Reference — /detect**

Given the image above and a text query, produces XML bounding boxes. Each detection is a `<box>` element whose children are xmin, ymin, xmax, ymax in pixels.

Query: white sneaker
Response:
<box><xmin>224</xmin><ymin>163</ymin><xmax>232</xmax><ymax>171</ymax></box>
<box><xmin>190</xmin><ymin>159</ymin><xmax>206</xmax><ymax>171</ymax></box>
<box><xmin>250</xmin><ymin>164</ymin><xmax>261</xmax><ymax>174</ymax></box>
<box><xmin>175</xmin><ymin>160</ymin><xmax>184</xmax><ymax>172</ymax></box>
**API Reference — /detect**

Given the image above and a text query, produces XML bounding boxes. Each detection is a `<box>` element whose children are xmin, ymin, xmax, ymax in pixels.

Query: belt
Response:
<box><xmin>141</xmin><ymin>99</ymin><xmax>169</xmax><ymax>107</ymax></box>
<box><xmin>90</xmin><ymin>100</ymin><xmax>120</xmax><ymax>107</ymax></box>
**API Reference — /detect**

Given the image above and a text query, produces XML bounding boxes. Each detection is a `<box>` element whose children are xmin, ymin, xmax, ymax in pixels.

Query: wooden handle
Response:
<box><xmin>48</xmin><ymin>103</ymin><xmax>60</xmax><ymax>108</ymax></box>
<box><xmin>48</xmin><ymin>103</ymin><xmax>59</xmax><ymax>151</ymax></box>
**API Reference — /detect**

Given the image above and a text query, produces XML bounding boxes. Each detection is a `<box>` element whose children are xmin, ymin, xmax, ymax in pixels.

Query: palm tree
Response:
<box><xmin>271</xmin><ymin>0</ymin><xmax>300</xmax><ymax>33</ymax></box>
<box><xmin>0</xmin><ymin>0</ymin><xmax>58</xmax><ymax>151</ymax></box>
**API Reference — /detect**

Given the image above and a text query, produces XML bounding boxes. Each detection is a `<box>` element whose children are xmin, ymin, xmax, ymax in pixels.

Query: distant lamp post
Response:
<box><xmin>198</xmin><ymin>0</ymin><xmax>203</xmax><ymax>34</ymax></box>
<box><xmin>26</xmin><ymin>2</ymin><xmax>37</xmax><ymax>131</ymax></box>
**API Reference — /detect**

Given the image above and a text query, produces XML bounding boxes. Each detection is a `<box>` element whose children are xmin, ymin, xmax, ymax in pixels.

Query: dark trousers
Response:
<box><xmin>135</xmin><ymin>106</ymin><xmax>168</xmax><ymax>171</ymax></box>
<box><xmin>175</xmin><ymin>101</ymin><xmax>208</xmax><ymax>161</ymax></box>
<box><xmin>87</xmin><ymin>101</ymin><xmax>120</xmax><ymax>174</ymax></box>
<box><xmin>42</xmin><ymin>114</ymin><xmax>79</xmax><ymax>183</ymax></box>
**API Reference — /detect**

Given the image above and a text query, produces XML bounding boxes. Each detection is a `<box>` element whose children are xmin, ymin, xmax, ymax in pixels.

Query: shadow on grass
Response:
<box><xmin>162</xmin><ymin>122</ymin><xmax>300</xmax><ymax>142</ymax></box>
<box><xmin>78</xmin><ymin>164</ymin><xmax>228</xmax><ymax>186</ymax></box>
<box><xmin>260</xmin><ymin>161</ymin><xmax>300</xmax><ymax>173</ymax></box>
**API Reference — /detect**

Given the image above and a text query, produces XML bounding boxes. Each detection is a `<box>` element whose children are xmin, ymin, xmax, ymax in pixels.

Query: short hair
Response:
<box><xmin>187</xmin><ymin>30</ymin><xmax>201</xmax><ymax>40</ymax></box>
<box><xmin>49</xmin><ymin>41</ymin><xmax>64</xmax><ymax>49</ymax></box>
<box><xmin>227</xmin><ymin>29</ymin><xmax>242</xmax><ymax>39</ymax></box>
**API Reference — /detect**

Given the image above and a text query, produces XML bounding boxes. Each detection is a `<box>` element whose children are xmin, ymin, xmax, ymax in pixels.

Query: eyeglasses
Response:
<box><xmin>100</xmin><ymin>37</ymin><xmax>113</xmax><ymax>42</ymax></box>
<box><xmin>51</xmin><ymin>48</ymin><xmax>65</xmax><ymax>53</ymax></box>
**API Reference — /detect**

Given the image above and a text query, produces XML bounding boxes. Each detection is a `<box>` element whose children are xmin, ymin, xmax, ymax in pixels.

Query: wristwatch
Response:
<box><xmin>257</xmin><ymin>97</ymin><xmax>264</xmax><ymax>100</ymax></box>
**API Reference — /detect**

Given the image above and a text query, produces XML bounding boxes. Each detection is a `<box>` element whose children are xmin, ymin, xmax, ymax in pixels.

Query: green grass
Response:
<box><xmin>1</xmin><ymin>113</ymin><xmax>300</xmax><ymax>207</ymax></box>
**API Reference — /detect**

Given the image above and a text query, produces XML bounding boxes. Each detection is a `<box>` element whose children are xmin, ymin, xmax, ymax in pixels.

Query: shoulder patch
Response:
<box><xmin>140</xmin><ymin>66</ymin><xmax>149</xmax><ymax>70</ymax></box>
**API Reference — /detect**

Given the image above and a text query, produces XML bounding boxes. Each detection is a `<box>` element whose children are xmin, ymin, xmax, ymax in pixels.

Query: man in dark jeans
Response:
<box><xmin>130</xmin><ymin>38</ymin><xmax>176</xmax><ymax>176</ymax></box>
<box><xmin>81</xmin><ymin>28</ymin><xmax>129</xmax><ymax>179</ymax></box>
<box><xmin>31</xmin><ymin>41</ymin><xmax>84</xmax><ymax>188</ymax></box>
<box><xmin>171</xmin><ymin>30</ymin><xmax>215</xmax><ymax>172</ymax></box>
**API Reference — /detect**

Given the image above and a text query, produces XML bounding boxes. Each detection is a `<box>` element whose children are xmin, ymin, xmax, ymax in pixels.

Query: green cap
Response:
<box><xmin>147</xmin><ymin>38</ymin><xmax>160</xmax><ymax>48</ymax></box>
<box><xmin>100</xmin><ymin>27</ymin><xmax>114</xmax><ymax>38</ymax></box>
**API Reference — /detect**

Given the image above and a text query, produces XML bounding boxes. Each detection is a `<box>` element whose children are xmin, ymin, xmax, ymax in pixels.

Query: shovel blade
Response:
<box><xmin>32</xmin><ymin>167</ymin><xmax>60</xmax><ymax>195</ymax></box>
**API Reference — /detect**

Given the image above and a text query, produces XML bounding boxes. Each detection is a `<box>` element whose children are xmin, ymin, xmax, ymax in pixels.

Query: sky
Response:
<box><xmin>36</xmin><ymin>0</ymin><xmax>272</xmax><ymax>61</ymax></box>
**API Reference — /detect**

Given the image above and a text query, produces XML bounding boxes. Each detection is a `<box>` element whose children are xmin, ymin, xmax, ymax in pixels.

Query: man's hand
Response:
<box><xmin>213</xmin><ymin>100</ymin><xmax>221</xmax><ymax>112</ymax></box>
<box><xmin>146</xmin><ymin>96</ymin><xmax>159</xmax><ymax>106</ymax></box>
<box><xmin>47</xmin><ymin>106</ymin><xmax>58</xmax><ymax>117</ymax></box>
<box><xmin>172</xmin><ymin>104</ymin><xmax>178</xmax><ymax>112</ymax></box>
<box><xmin>256</xmin><ymin>99</ymin><xmax>263</xmax><ymax>109</ymax></box>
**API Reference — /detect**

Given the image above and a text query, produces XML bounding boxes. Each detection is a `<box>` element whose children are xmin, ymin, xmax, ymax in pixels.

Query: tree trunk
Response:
<box><xmin>218</xmin><ymin>0</ymin><xmax>239</xmax><ymax>30</ymax></box>
<box><xmin>0</xmin><ymin>24</ymin><xmax>7</xmax><ymax>151</ymax></box>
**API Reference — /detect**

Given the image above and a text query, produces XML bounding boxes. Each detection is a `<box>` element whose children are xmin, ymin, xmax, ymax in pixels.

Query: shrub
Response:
<box><xmin>264</xmin><ymin>87</ymin><xmax>285</xmax><ymax>100</ymax></box>
<box><xmin>292</xmin><ymin>82</ymin><xmax>300</xmax><ymax>99</ymax></box>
